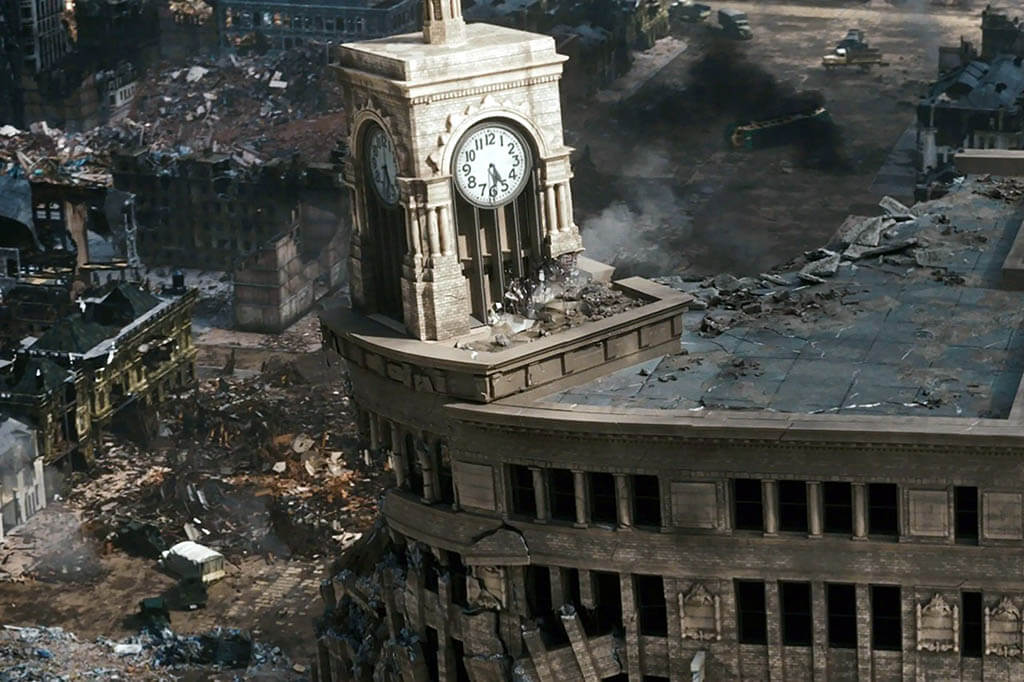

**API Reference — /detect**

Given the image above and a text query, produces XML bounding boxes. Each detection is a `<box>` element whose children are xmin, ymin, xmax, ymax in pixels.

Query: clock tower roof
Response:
<box><xmin>336</xmin><ymin>23</ymin><xmax>566</xmax><ymax>90</ymax></box>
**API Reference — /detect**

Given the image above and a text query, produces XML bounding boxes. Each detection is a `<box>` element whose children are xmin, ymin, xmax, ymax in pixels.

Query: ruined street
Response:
<box><xmin>568</xmin><ymin>1</ymin><xmax>981</xmax><ymax>277</ymax></box>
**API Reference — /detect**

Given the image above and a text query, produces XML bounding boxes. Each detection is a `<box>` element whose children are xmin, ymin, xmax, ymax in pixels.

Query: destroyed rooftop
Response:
<box><xmin>547</xmin><ymin>182</ymin><xmax>1024</xmax><ymax>418</ymax></box>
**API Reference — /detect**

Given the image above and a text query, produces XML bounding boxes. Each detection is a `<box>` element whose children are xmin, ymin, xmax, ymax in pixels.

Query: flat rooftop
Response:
<box><xmin>546</xmin><ymin>182</ymin><xmax>1024</xmax><ymax>418</ymax></box>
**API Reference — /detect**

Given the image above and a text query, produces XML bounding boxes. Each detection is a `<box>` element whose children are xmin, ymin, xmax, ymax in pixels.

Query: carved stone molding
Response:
<box><xmin>680</xmin><ymin>583</ymin><xmax>721</xmax><ymax>642</ymax></box>
<box><xmin>916</xmin><ymin>593</ymin><xmax>958</xmax><ymax>653</ymax></box>
<box><xmin>986</xmin><ymin>597</ymin><xmax>1023</xmax><ymax>657</ymax></box>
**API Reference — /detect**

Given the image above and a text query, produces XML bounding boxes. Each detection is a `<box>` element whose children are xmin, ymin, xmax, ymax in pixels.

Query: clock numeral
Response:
<box><xmin>474</xmin><ymin>138</ymin><xmax>484</xmax><ymax>151</ymax></box>
<box><xmin>489</xmin><ymin>186</ymin><xmax>498</xmax><ymax>198</ymax></box>
<box><xmin>479</xmin><ymin>183</ymin><xmax>487</xmax><ymax>197</ymax></box>
<box><xmin>500</xmin><ymin>180</ymin><xmax>508</xmax><ymax>192</ymax></box>
<box><xmin>512</xmin><ymin>155</ymin><xmax>520</xmax><ymax>167</ymax></box>
<box><xmin>466</xmin><ymin>150</ymin><xmax>476</xmax><ymax>162</ymax></box>
<box><xmin>507</xmin><ymin>142</ymin><xmax>515</xmax><ymax>153</ymax></box>
<box><xmin>485</xmin><ymin>132</ymin><xmax>495</xmax><ymax>145</ymax></box>
<box><xmin>461</xmin><ymin>163</ymin><xmax>471</xmax><ymax>174</ymax></box>
<box><xmin>467</xmin><ymin>176</ymin><xmax>476</xmax><ymax>189</ymax></box>
<box><xmin>509</xmin><ymin>168</ymin><xmax>517</xmax><ymax>180</ymax></box>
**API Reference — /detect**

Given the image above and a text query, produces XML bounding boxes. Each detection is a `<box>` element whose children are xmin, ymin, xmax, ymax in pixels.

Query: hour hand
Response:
<box><xmin>488</xmin><ymin>163</ymin><xmax>503</xmax><ymax>185</ymax></box>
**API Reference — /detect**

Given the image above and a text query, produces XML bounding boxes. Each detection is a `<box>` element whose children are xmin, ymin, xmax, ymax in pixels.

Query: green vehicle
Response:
<box><xmin>725</xmin><ymin>107</ymin><xmax>831</xmax><ymax>149</ymax></box>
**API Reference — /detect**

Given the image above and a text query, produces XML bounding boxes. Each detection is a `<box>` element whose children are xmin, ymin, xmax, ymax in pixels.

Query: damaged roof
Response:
<box><xmin>547</xmin><ymin>181</ymin><xmax>1024</xmax><ymax>419</ymax></box>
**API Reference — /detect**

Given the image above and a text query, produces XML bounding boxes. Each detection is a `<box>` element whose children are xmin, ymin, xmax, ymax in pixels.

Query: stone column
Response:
<box><xmin>438</xmin><ymin>205</ymin><xmax>454</xmax><ymax>255</ymax></box>
<box><xmin>808</xmin><ymin>481</ymin><xmax>823</xmax><ymax>538</ymax></box>
<box><xmin>811</xmin><ymin>582</ymin><xmax>827</xmax><ymax>681</ymax></box>
<box><xmin>856</xmin><ymin>584</ymin><xmax>872</xmax><ymax>679</ymax></box>
<box><xmin>532</xmin><ymin>467</ymin><xmax>548</xmax><ymax>523</ymax></box>
<box><xmin>763</xmin><ymin>479</ymin><xmax>778</xmax><ymax>536</ymax></box>
<box><xmin>614</xmin><ymin>474</ymin><xmax>631</xmax><ymax>528</ymax></box>
<box><xmin>545</xmin><ymin>186</ymin><xmax>558</xmax><ymax>236</ymax></box>
<box><xmin>419</xmin><ymin>444</ymin><xmax>436</xmax><ymax>504</ymax></box>
<box><xmin>853</xmin><ymin>483</ymin><xmax>868</xmax><ymax>540</ymax></box>
<box><xmin>389</xmin><ymin>422</ymin><xmax>406</xmax><ymax>488</ymax></box>
<box><xmin>765</xmin><ymin>581</ymin><xmax>783</xmax><ymax>681</ymax></box>
<box><xmin>426</xmin><ymin>206</ymin><xmax>441</xmax><ymax>258</ymax></box>
<box><xmin>573</xmin><ymin>470</ymin><xmax>588</xmax><ymax>528</ymax></box>
<box><xmin>556</xmin><ymin>183</ymin><xmax>570</xmax><ymax>233</ymax></box>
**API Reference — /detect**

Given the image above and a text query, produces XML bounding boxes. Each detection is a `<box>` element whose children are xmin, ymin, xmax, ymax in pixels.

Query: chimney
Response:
<box><xmin>422</xmin><ymin>0</ymin><xmax>466</xmax><ymax>45</ymax></box>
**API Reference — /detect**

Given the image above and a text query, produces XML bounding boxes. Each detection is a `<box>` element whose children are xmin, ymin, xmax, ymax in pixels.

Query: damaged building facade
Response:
<box><xmin>0</xmin><ymin>281</ymin><xmax>198</xmax><ymax>466</ymax></box>
<box><xmin>918</xmin><ymin>7</ymin><xmax>1024</xmax><ymax>198</ymax></box>
<box><xmin>317</xmin><ymin>5</ymin><xmax>1024</xmax><ymax>681</ymax></box>
<box><xmin>217</xmin><ymin>0</ymin><xmax>420</xmax><ymax>49</ymax></box>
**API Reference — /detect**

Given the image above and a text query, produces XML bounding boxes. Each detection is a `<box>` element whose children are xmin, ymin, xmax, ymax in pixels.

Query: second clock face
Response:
<box><xmin>366</xmin><ymin>126</ymin><xmax>399</xmax><ymax>205</ymax></box>
<box><xmin>453</xmin><ymin>123</ymin><xmax>532</xmax><ymax>208</ymax></box>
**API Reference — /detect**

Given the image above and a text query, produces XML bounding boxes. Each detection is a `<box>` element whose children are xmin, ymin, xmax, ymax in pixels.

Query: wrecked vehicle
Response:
<box><xmin>160</xmin><ymin>541</ymin><xmax>226</xmax><ymax>584</ymax></box>
<box><xmin>715</xmin><ymin>8</ymin><xmax>753</xmax><ymax>40</ymax></box>
<box><xmin>822</xmin><ymin>29</ymin><xmax>888</xmax><ymax>70</ymax></box>
<box><xmin>669</xmin><ymin>0</ymin><xmax>711</xmax><ymax>23</ymax></box>
<box><xmin>726</xmin><ymin>106</ymin><xmax>832</xmax><ymax>149</ymax></box>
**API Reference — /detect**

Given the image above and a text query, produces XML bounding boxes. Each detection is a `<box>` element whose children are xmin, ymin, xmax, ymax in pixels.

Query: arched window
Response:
<box><xmin>360</xmin><ymin>123</ymin><xmax>407</xmax><ymax>320</ymax></box>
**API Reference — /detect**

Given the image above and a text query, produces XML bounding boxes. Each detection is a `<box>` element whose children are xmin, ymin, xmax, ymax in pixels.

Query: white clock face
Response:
<box><xmin>453</xmin><ymin>123</ymin><xmax>532</xmax><ymax>208</ymax></box>
<box><xmin>366</xmin><ymin>126</ymin><xmax>399</xmax><ymax>205</ymax></box>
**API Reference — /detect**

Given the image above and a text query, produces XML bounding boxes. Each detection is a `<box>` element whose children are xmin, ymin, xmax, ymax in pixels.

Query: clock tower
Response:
<box><xmin>334</xmin><ymin>0</ymin><xmax>584</xmax><ymax>340</ymax></box>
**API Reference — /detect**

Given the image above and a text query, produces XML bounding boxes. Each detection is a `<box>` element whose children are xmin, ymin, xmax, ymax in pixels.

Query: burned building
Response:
<box><xmin>17</xmin><ymin>0</ymin><xmax>71</xmax><ymax>74</ymax></box>
<box><xmin>217</xmin><ymin>0</ymin><xmax>420</xmax><ymax>49</ymax></box>
<box><xmin>0</xmin><ymin>413</ymin><xmax>46</xmax><ymax>542</ymax></box>
<box><xmin>315</xmin><ymin>5</ymin><xmax>1024</xmax><ymax>681</ymax></box>
<box><xmin>0</xmin><ymin>281</ymin><xmax>198</xmax><ymax>466</ymax></box>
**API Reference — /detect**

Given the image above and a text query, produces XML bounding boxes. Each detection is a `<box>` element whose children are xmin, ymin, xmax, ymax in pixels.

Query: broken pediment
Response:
<box><xmin>916</xmin><ymin>593</ymin><xmax>958</xmax><ymax>653</ymax></box>
<box><xmin>463</xmin><ymin>528</ymin><xmax>529</xmax><ymax>566</ymax></box>
<box><xmin>986</xmin><ymin>597</ymin><xmax>1023</xmax><ymax>657</ymax></box>
<box><xmin>680</xmin><ymin>583</ymin><xmax>721</xmax><ymax>642</ymax></box>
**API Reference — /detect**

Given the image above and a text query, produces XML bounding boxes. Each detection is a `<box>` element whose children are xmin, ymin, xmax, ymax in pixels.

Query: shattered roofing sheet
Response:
<box><xmin>548</xmin><ymin>183</ymin><xmax>1024</xmax><ymax>418</ymax></box>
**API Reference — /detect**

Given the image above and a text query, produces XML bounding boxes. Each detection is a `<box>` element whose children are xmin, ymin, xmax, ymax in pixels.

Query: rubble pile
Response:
<box><xmin>67</xmin><ymin>357</ymin><xmax>385</xmax><ymax>560</ymax></box>
<box><xmin>656</xmin><ymin>193</ymin><xmax>990</xmax><ymax>337</ymax></box>
<box><xmin>0</xmin><ymin>122</ymin><xmax>121</xmax><ymax>187</ymax></box>
<box><xmin>127</xmin><ymin>45</ymin><xmax>344</xmax><ymax>160</ymax></box>
<box><xmin>461</xmin><ymin>258</ymin><xmax>646</xmax><ymax>351</ymax></box>
<box><xmin>0</xmin><ymin>43</ymin><xmax>344</xmax><ymax>187</ymax></box>
<box><xmin>0</xmin><ymin>624</ymin><xmax>305</xmax><ymax>680</ymax></box>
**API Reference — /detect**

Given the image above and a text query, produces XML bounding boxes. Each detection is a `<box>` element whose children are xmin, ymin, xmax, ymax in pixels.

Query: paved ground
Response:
<box><xmin>0</xmin><ymin>506</ymin><xmax>326</xmax><ymax>669</ymax></box>
<box><xmin>567</xmin><ymin>1</ymin><xmax>981</xmax><ymax>279</ymax></box>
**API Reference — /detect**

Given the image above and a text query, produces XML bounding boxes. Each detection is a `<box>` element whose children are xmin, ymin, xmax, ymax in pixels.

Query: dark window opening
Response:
<box><xmin>526</xmin><ymin>565</ymin><xmax>553</xmax><ymax>619</ymax></box>
<box><xmin>868</xmin><ymin>483</ymin><xmax>899</xmax><ymax>537</ymax></box>
<box><xmin>962</xmin><ymin>591</ymin><xmax>983</xmax><ymax>658</ymax></box>
<box><xmin>635</xmin><ymin>574</ymin><xmax>667</xmax><ymax>636</ymax></box>
<box><xmin>955</xmin><ymin>486</ymin><xmax>979</xmax><ymax>544</ymax></box>
<box><xmin>422</xmin><ymin>547</ymin><xmax>438</xmax><ymax>593</ymax></box>
<box><xmin>436</xmin><ymin>441</ymin><xmax>455</xmax><ymax>505</ymax></box>
<box><xmin>451</xmin><ymin>637</ymin><xmax>470</xmax><ymax>682</ymax></box>
<box><xmin>632</xmin><ymin>474</ymin><xmax>662</xmax><ymax>528</ymax></box>
<box><xmin>404</xmin><ymin>434</ymin><xmax>424</xmax><ymax>498</ymax></box>
<box><xmin>589</xmin><ymin>472</ymin><xmax>617</xmax><ymax>525</ymax></box>
<box><xmin>510</xmin><ymin>465</ymin><xmax>536</xmax><ymax>517</ymax></box>
<box><xmin>871</xmin><ymin>585</ymin><xmax>902</xmax><ymax>651</ymax></box>
<box><xmin>566</xmin><ymin>568</ymin><xmax>581</xmax><ymax>607</ymax></box>
<box><xmin>781</xmin><ymin>582</ymin><xmax>812</xmax><ymax>646</ymax></box>
<box><xmin>823</xmin><ymin>482</ymin><xmax>853</xmax><ymax>534</ymax></box>
<box><xmin>582</xmin><ymin>570</ymin><xmax>622</xmax><ymax>637</ymax></box>
<box><xmin>778</xmin><ymin>480</ymin><xmax>808</xmax><ymax>533</ymax></box>
<box><xmin>424</xmin><ymin>626</ymin><xmax>440</xmax><ymax>682</ymax></box>
<box><xmin>733</xmin><ymin>479</ymin><xmax>764</xmax><ymax>531</ymax></box>
<box><xmin>736</xmin><ymin>580</ymin><xmax>768</xmax><ymax>645</ymax></box>
<box><xmin>447</xmin><ymin>551</ymin><xmax>468</xmax><ymax>607</ymax></box>
<box><xmin>548</xmin><ymin>468</ymin><xmax>576</xmax><ymax>522</ymax></box>
<box><xmin>643</xmin><ymin>677</ymin><xmax>670</xmax><ymax>682</ymax></box>
<box><xmin>827</xmin><ymin>583</ymin><xmax>857</xmax><ymax>649</ymax></box>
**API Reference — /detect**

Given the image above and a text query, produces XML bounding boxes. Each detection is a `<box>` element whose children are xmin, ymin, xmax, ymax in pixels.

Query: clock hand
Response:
<box><xmin>488</xmin><ymin>163</ymin><xmax>502</xmax><ymax>185</ymax></box>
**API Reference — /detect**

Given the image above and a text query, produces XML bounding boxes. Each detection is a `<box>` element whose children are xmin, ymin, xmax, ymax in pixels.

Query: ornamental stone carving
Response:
<box><xmin>916</xmin><ymin>593</ymin><xmax>958</xmax><ymax>652</ymax></box>
<box><xmin>986</xmin><ymin>597</ymin><xmax>1023</xmax><ymax>657</ymax></box>
<box><xmin>680</xmin><ymin>583</ymin><xmax>721</xmax><ymax>642</ymax></box>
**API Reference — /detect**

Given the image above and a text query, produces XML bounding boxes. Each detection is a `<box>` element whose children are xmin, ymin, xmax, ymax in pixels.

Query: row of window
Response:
<box><xmin>734</xmin><ymin>478</ymin><xmax>980</xmax><ymax>543</ymax></box>
<box><xmin>736</xmin><ymin>581</ymin><xmax>983</xmax><ymax>656</ymax></box>
<box><xmin>510</xmin><ymin>465</ymin><xmax>663</xmax><ymax>526</ymax></box>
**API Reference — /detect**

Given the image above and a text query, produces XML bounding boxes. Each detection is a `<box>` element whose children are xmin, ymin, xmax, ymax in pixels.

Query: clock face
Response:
<box><xmin>366</xmin><ymin>126</ymin><xmax>399</xmax><ymax>205</ymax></box>
<box><xmin>453</xmin><ymin>123</ymin><xmax>532</xmax><ymax>208</ymax></box>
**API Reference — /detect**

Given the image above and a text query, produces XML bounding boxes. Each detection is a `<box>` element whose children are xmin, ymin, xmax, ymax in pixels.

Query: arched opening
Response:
<box><xmin>451</xmin><ymin>120</ymin><xmax>543</xmax><ymax>322</ymax></box>
<box><xmin>361</xmin><ymin>123</ymin><xmax>407</xmax><ymax>320</ymax></box>
<box><xmin>404</xmin><ymin>433</ymin><xmax>424</xmax><ymax>497</ymax></box>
